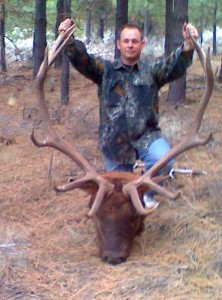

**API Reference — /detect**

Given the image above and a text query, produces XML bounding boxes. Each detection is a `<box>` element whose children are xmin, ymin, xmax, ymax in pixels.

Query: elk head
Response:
<box><xmin>31</xmin><ymin>27</ymin><xmax>214</xmax><ymax>265</ymax></box>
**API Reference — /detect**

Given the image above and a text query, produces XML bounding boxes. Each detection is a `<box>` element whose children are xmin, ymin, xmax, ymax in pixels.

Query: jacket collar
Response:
<box><xmin>114</xmin><ymin>59</ymin><xmax>143</xmax><ymax>71</ymax></box>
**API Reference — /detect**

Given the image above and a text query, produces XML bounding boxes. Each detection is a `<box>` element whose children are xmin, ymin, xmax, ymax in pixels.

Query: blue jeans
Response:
<box><xmin>104</xmin><ymin>138</ymin><xmax>174</xmax><ymax>197</ymax></box>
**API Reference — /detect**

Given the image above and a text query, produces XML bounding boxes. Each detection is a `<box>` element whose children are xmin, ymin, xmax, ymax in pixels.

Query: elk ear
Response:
<box><xmin>67</xmin><ymin>178</ymin><xmax>99</xmax><ymax>211</ymax></box>
<box><xmin>68</xmin><ymin>179</ymin><xmax>99</xmax><ymax>209</ymax></box>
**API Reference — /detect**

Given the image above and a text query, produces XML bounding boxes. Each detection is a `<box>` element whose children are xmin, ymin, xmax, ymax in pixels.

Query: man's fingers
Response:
<box><xmin>185</xmin><ymin>24</ymin><xmax>198</xmax><ymax>40</ymax></box>
<box><xmin>58</xmin><ymin>18</ymin><xmax>75</xmax><ymax>33</ymax></box>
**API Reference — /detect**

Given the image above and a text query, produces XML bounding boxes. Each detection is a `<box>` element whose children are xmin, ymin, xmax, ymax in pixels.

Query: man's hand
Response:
<box><xmin>182</xmin><ymin>22</ymin><xmax>199</xmax><ymax>52</ymax></box>
<box><xmin>58</xmin><ymin>18</ymin><xmax>75</xmax><ymax>39</ymax></box>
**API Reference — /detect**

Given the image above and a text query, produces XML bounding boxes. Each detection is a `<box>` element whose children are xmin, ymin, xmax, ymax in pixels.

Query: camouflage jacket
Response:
<box><xmin>67</xmin><ymin>40</ymin><xmax>193</xmax><ymax>164</ymax></box>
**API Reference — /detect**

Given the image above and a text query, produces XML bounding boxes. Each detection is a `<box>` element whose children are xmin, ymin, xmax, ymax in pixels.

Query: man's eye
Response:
<box><xmin>123</xmin><ymin>40</ymin><xmax>139</xmax><ymax>44</ymax></box>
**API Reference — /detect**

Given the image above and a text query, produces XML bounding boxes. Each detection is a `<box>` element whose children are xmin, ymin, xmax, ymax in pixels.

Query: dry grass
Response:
<box><xmin>0</xmin><ymin>57</ymin><xmax>222</xmax><ymax>299</ymax></box>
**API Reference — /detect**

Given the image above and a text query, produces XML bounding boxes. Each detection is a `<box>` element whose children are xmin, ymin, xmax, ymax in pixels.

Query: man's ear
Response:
<box><xmin>141</xmin><ymin>39</ymin><xmax>145</xmax><ymax>49</ymax></box>
<box><xmin>117</xmin><ymin>39</ymin><xmax>121</xmax><ymax>50</ymax></box>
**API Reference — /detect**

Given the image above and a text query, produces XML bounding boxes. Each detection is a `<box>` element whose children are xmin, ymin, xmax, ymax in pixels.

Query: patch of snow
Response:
<box><xmin>142</xmin><ymin>35</ymin><xmax>165</xmax><ymax>61</ymax></box>
<box><xmin>5</xmin><ymin>28</ymin><xmax>222</xmax><ymax>64</ymax></box>
<box><xmin>6</xmin><ymin>37</ymin><xmax>33</xmax><ymax>62</ymax></box>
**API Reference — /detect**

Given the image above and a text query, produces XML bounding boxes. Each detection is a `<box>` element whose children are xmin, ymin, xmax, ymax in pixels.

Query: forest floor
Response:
<box><xmin>0</xmin><ymin>53</ymin><xmax>222</xmax><ymax>300</ymax></box>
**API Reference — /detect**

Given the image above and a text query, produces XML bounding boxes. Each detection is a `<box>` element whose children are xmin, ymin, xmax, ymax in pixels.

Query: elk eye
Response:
<box><xmin>68</xmin><ymin>177</ymin><xmax>75</xmax><ymax>183</ymax></box>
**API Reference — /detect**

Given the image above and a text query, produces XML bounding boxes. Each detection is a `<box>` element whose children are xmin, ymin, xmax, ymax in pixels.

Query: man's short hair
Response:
<box><xmin>118</xmin><ymin>23</ymin><xmax>143</xmax><ymax>40</ymax></box>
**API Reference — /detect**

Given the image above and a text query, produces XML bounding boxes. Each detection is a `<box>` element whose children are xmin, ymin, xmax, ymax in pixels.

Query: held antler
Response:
<box><xmin>122</xmin><ymin>32</ymin><xmax>214</xmax><ymax>215</ymax></box>
<box><xmin>31</xmin><ymin>26</ymin><xmax>114</xmax><ymax>217</ymax></box>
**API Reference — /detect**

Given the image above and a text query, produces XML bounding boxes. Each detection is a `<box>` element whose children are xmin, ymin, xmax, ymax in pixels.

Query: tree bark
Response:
<box><xmin>0</xmin><ymin>0</ymin><xmax>7</xmax><ymax>72</ymax></box>
<box><xmin>213</xmin><ymin>0</ymin><xmax>217</xmax><ymax>56</ymax></box>
<box><xmin>54</xmin><ymin>0</ymin><xmax>64</xmax><ymax>68</ymax></box>
<box><xmin>165</xmin><ymin>0</ymin><xmax>174</xmax><ymax>56</ymax></box>
<box><xmin>61</xmin><ymin>0</ymin><xmax>71</xmax><ymax>105</ymax></box>
<box><xmin>85</xmin><ymin>0</ymin><xmax>92</xmax><ymax>45</ymax></box>
<box><xmin>97</xmin><ymin>4</ymin><xmax>105</xmax><ymax>40</ymax></box>
<box><xmin>144</xmin><ymin>9</ymin><xmax>151</xmax><ymax>39</ymax></box>
<box><xmin>33</xmin><ymin>0</ymin><xmax>47</xmax><ymax>78</ymax></box>
<box><xmin>165</xmin><ymin>0</ymin><xmax>188</xmax><ymax>104</ymax></box>
<box><xmin>199</xmin><ymin>2</ymin><xmax>204</xmax><ymax>45</ymax></box>
<box><xmin>114</xmin><ymin>0</ymin><xmax>128</xmax><ymax>59</ymax></box>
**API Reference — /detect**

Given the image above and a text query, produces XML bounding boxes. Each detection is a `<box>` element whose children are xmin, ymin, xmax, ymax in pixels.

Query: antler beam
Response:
<box><xmin>122</xmin><ymin>32</ymin><xmax>214</xmax><ymax>215</ymax></box>
<box><xmin>31</xmin><ymin>27</ymin><xmax>114</xmax><ymax>217</ymax></box>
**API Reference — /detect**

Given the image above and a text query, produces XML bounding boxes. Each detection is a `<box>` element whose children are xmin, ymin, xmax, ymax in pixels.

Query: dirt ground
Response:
<box><xmin>0</xmin><ymin>53</ymin><xmax>222</xmax><ymax>300</ymax></box>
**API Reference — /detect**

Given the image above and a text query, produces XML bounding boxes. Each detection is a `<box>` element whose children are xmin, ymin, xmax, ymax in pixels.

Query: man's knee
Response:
<box><xmin>139</xmin><ymin>137</ymin><xmax>175</xmax><ymax>175</ymax></box>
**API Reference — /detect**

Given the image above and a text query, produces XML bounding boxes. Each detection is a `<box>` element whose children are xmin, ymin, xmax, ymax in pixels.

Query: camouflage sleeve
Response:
<box><xmin>66</xmin><ymin>39</ymin><xmax>104</xmax><ymax>84</ymax></box>
<box><xmin>151</xmin><ymin>45</ymin><xmax>193</xmax><ymax>89</ymax></box>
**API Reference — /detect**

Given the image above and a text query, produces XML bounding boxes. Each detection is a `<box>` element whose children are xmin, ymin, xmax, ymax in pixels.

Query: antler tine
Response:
<box><xmin>146</xmin><ymin>38</ymin><xmax>214</xmax><ymax>179</ymax></box>
<box><xmin>48</xmin><ymin>24</ymin><xmax>76</xmax><ymax>67</ymax></box>
<box><xmin>189</xmin><ymin>33</ymin><xmax>214</xmax><ymax>133</ymax></box>
<box><xmin>31</xmin><ymin>45</ymin><xmax>94</xmax><ymax>173</ymax></box>
<box><xmin>54</xmin><ymin>174</ymin><xmax>110</xmax><ymax>218</ymax></box>
<box><xmin>31</xmin><ymin>28</ymin><xmax>114</xmax><ymax>213</ymax></box>
<box><xmin>188</xmin><ymin>28</ymin><xmax>206</xmax><ymax>73</ymax></box>
<box><xmin>123</xmin><ymin>32</ymin><xmax>214</xmax><ymax>214</ymax></box>
<box><xmin>37</xmin><ymin>25</ymin><xmax>76</xmax><ymax>76</ymax></box>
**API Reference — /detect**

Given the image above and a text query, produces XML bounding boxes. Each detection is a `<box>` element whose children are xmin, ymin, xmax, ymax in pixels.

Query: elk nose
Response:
<box><xmin>102</xmin><ymin>255</ymin><xmax>127</xmax><ymax>265</ymax></box>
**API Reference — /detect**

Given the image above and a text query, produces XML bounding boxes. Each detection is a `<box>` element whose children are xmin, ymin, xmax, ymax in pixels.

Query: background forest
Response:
<box><xmin>2</xmin><ymin>0</ymin><xmax>222</xmax><ymax>103</ymax></box>
<box><xmin>4</xmin><ymin>0</ymin><xmax>222</xmax><ymax>40</ymax></box>
<box><xmin>3</xmin><ymin>0</ymin><xmax>222</xmax><ymax>56</ymax></box>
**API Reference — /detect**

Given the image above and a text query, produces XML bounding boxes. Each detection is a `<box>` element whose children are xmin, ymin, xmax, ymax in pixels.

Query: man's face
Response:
<box><xmin>117</xmin><ymin>28</ymin><xmax>145</xmax><ymax>64</ymax></box>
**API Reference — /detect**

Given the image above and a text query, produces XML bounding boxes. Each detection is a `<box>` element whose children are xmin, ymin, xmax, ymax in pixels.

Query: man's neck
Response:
<box><xmin>120</xmin><ymin>57</ymin><xmax>139</xmax><ymax>66</ymax></box>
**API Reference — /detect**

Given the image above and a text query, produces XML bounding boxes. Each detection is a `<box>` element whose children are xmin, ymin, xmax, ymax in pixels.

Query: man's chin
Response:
<box><xmin>125</xmin><ymin>54</ymin><xmax>139</xmax><ymax>59</ymax></box>
<box><xmin>125</xmin><ymin>54</ymin><xmax>140</xmax><ymax>62</ymax></box>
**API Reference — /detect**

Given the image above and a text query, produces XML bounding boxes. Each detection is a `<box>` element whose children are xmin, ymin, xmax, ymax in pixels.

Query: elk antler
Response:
<box><xmin>31</xmin><ymin>26</ymin><xmax>114</xmax><ymax>217</ymax></box>
<box><xmin>122</xmin><ymin>32</ymin><xmax>214</xmax><ymax>215</ymax></box>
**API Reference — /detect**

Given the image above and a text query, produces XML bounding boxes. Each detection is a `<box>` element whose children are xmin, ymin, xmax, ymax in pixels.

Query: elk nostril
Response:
<box><xmin>102</xmin><ymin>256</ymin><xmax>127</xmax><ymax>265</ymax></box>
<box><xmin>102</xmin><ymin>256</ymin><xmax>109</xmax><ymax>262</ymax></box>
<box><xmin>117</xmin><ymin>257</ymin><xmax>127</xmax><ymax>264</ymax></box>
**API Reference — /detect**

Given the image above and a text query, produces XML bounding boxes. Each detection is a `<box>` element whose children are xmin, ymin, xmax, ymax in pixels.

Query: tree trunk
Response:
<box><xmin>165</xmin><ymin>0</ymin><xmax>174</xmax><ymax>56</ymax></box>
<box><xmin>85</xmin><ymin>0</ymin><xmax>92</xmax><ymax>45</ymax></box>
<box><xmin>33</xmin><ymin>0</ymin><xmax>47</xmax><ymax>78</ymax></box>
<box><xmin>97</xmin><ymin>5</ymin><xmax>105</xmax><ymax>40</ymax></box>
<box><xmin>166</xmin><ymin>0</ymin><xmax>188</xmax><ymax>104</ymax></box>
<box><xmin>98</xmin><ymin>17</ymin><xmax>104</xmax><ymax>40</ymax></box>
<box><xmin>199</xmin><ymin>2</ymin><xmax>204</xmax><ymax>45</ymax></box>
<box><xmin>61</xmin><ymin>0</ymin><xmax>71</xmax><ymax>105</ymax></box>
<box><xmin>213</xmin><ymin>0</ymin><xmax>217</xmax><ymax>56</ymax></box>
<box><xmin>114</xmin><ymin>0</ymin><xmax>128</xmax><ymax>59</ymax></box>
<box><xmin>144</xmin><ymin>9</ymin><xmax>151</xmax><ymax>39</ymax></box>
<box><xmin>54</xmin><ymin>0</ymin><xmax>64</xmax><ymax>68</ymax></box>
<box><xmin>0</xmin><ymin>0</ymin><xmax>7</xmax><ymax>72</ymax></box>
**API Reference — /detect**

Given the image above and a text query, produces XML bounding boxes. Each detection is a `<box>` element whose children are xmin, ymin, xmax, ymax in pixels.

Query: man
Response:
<box><xmin>58</xmin><ymin>19</ymin><xmax>198</xmax><ymax>208</ymax></box>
